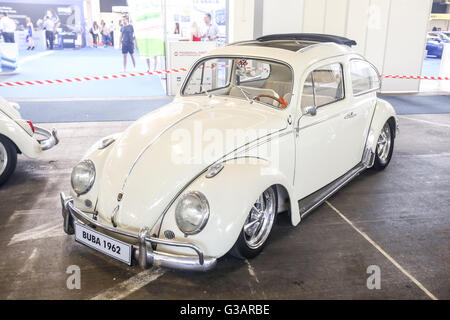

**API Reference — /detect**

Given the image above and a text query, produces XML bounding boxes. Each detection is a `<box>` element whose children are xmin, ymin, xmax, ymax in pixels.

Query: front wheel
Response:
<box><xmin>372</xmin><ymin>121</ymin><xmax>394</xmax><ymax>170</ymax></box>
<box><xmin>0</xmin><ymin>136</ymin><xmax>18</xmax><ymax>186</ymax></box>
<box><xmin>229</xmin><ymin>186</ymin><xmax>277</xmax><ymax>259</ymax></box>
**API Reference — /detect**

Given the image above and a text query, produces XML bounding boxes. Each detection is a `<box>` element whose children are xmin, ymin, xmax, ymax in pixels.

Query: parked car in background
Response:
<box><xmin>61</xmin><ymin>34</ymin><xmax>398</xmax><ymax>271</ymax></box>
<box><xmin>428</xmin><ymin>31</ymin><xmax>450</xmax><ymax>43</ymax></box>
<box><xmin>0</xmin><ymin>97</ymin><xmax>59</xmax><ymax>185</ymax></box>
<box><xmin>426</xmin><ymin>36</ymin><xmax>444</xmax><ymax>58</ymax></box>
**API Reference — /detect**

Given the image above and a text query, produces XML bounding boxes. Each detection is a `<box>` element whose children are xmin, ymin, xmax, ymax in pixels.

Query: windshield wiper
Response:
<box><xmin>200</xmin><ymin>85</ymin><xmax>214</xmax><ymax>97</ymax></box>
<box><xmin>232</xmin><ymin>84</ymin><xmax>253</xmax><ymax>104</ymax></box>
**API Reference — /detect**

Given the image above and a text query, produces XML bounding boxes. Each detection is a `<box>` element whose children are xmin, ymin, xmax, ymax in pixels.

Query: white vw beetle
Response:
<box><xmin>61</xmin><ymin>34</ymin><xmax>398</xmax><ymax>271</ymax></box>
<box><xmin>0</xmin><ymin>97</ymin><xmax>59</xmax><ymax>185</ymax></box>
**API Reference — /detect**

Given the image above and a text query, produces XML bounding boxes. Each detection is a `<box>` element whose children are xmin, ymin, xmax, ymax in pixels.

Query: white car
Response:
<box><xmin>0</xmin><ymin>97</ymin><xmax>59</xmax><ymax>185</ymax></box>
<box><xmin>61</xmin><ymin>34</ymin><xmax>398</xmax><ymax>271</ymax></box>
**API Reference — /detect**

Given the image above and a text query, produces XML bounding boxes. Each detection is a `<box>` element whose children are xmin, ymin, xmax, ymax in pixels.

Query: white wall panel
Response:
<box><xmin>345</xmin><ymin>0</ymin><xmax>370</xmax><ymax>55</ymax></box>
<box><xmin>364</xmin><ymin>0</ymin><xmax>391</xmax><ymax>72</ymax></box>
<box><xmin>381</xmin><ymin>0</ymin><xmax>432</xmax><ymax>92</ymax></box>
<box><xmin>228</xmin><ymin>0</ymin><xmax>255</xmax><ymax>42</ymax></box>
<box><xmin>302</xmin><ymin>0</ymin><xmax>326</xmax><ymax>33</ymax></box>
<box><xmin>262</xmin><ymin>0</ymin><xmax>303</xmax><ymax>35</ymax></box>
<box><xmin>253</xmin><ymin>0</ymin><xmax>433</xmax><ymax>93</ymax></box>
<box><xmin>324</xmin><ymin>0</ymin><xmax>348</xmax><ymax>36</ymax></box>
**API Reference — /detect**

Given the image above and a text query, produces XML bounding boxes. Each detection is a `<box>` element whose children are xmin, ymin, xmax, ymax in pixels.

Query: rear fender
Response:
<box><xmin>0</xmin><ymin>113</ymin><xmax>41</xmax><ymax>158</ymax></box>
<box><xmin>366</xmin><ymin>98</ymin><xmax>398</xmax><ymax>152</ymax></box>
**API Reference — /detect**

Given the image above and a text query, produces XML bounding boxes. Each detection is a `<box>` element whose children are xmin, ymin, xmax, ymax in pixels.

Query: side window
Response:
<box><xmin>349</xmin><ymin>60</ymin><xmax>380</xmax><ymax>95</ymax></box>
<box><xmin>301</xmin><ymin>63</ymin><xmax>344</xmax><ymax>108</ymax></box>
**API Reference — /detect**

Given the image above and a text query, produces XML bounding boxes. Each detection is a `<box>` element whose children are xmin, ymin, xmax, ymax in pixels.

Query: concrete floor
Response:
<box><xmin>0</xmin><ymin>114</ymin><xmax>449</xmax><ymax>300</ymax></box>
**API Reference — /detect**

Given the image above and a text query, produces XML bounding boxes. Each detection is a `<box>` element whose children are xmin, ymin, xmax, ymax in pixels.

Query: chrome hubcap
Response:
<box><xmin>0</xmin><ymin>142</ymin><xmax>7</xmax><ymax>176</ymax></box>
<box><xmin>244</xmin><ymin>188</ymin><xmax>276</xmax><ymax>249</ymax></box>
<box><xmin>377</xmin><ymin>123</ymin><xmax>391</xmax><ymax>163</ymax></box>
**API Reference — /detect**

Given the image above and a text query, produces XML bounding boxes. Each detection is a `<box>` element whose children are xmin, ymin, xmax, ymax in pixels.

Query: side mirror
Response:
<box><xmin>304</xmin><ymin>105</ymin><xmax>317</xmax><ymax>116</ymax></box>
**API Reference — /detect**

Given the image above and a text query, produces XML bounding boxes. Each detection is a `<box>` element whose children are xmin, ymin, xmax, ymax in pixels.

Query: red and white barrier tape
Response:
<box><xmin>0</xmin><ymin>67</ymin><xmax>187</xmax><ymax>88</ymax></box>
<box><xmin>0</xmin><ymin>69</ymin><xmax>448</xmax><ymax>88</ymax></box>
<box><xmin>380</xmin><ymin>74</ymin><xmax>449</xmax><ymax>80</ymax></box>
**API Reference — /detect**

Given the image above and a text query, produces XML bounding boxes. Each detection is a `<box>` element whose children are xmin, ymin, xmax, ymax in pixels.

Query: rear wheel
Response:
<box><xmin>372</xmin><ymin>121</ymin><xmax>394</xmax><ymax>170</ymax></box>
<box><xmin>230</xmin><ymin>186</ymin><xmax>277</xmax><ymax>259</ymax></box>
<box><xmin>0</xmin><ymin>136</ymin><xmax>17</xmax><ymax>186</ymax></box>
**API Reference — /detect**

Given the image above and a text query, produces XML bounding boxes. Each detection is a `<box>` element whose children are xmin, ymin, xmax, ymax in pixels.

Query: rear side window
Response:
<box><xmin>349</xmin><ymin>60</ymin><xmax>380</xmax><ymax>95</ymax></box>
<box><xmin>301</xmin><ymin>63</ymin><xmax>344</xmax><ymax>108</ymax></box>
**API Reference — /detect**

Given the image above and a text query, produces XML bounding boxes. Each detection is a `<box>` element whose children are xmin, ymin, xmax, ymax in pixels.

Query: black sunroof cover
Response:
<box><xmin>256</xmin><ymin>33</ymin><xmax>357</xmax><ymax>47</ymax></box>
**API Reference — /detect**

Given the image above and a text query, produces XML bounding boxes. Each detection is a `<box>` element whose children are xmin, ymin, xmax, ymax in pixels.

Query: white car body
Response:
<box><xmin>61</xmin><ymin>35</ymin><xmax>398</xmax><ymax>271</ymax></box>
<box><xmin>0</xmin><ymin>96</ymin><xmax>59</xmax><ymax>184</ymax></box>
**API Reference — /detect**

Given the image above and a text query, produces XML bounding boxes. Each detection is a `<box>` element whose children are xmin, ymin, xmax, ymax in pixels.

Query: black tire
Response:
<box><xmin>0</xmin><ymin>135</ymin><xmax>18</xmax><ymax>186</ymax></box>
<box><xmin>230</xmin><ymin>186</ymin><xmax>278</xmax><ymax>259</ymax></box>
<box><xmin>372</xmin><ymin>120</ymin><xmax>395</xmax><ymax>171</ymax></box>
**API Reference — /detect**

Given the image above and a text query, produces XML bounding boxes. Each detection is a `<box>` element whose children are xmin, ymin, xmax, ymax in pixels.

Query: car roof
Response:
<box><xmin>204</xmin><ymin>40</ymin><xmax>354</xmax><ymax>69</ymax></box>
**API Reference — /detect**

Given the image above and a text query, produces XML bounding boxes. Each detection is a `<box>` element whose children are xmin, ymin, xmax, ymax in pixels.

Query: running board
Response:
<box><xmin>298</xmin><ymin>163</ymin><xmax>367</xmax><ymax>218</ymax></box>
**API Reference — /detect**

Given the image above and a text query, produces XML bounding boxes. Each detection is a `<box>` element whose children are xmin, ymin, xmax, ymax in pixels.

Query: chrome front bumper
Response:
<box><xmin>35</xmin><ymin>126</ymin><xmax>59</xmax><ymax>151</ymax></box>
<box><xmin>60</xmin><ymin>192</ymin><xmax>217</xmax><ymax>272</ymax></box>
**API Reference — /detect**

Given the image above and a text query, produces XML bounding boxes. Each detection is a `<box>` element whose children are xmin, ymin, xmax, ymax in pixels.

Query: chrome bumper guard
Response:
<box><xmin>35</xmin><ymin>126</ymin><xmax>59</xmax><ymax>151</ymax></box>
<box><xmin>60</xmin><ymin>192</ymin><xmax>217</xmax><ymax>272</ymax></box>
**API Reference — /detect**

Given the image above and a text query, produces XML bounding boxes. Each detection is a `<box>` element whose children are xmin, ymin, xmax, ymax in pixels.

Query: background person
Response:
<box><xmin>191</xmin><ymin>21</ymin><xmax>201</xmax><ymax>41</ymax></box>
<box><xmin>43</xmin><ymin>16</ymin><xmax>55</xmax><ymax>49</ymax></box>
<box><xmin>0</xmin><ymin>13</ymin><xmax>16</xmax><ymax>43</ymax></box>
<box><xmin>119</xmin><ymin>16</ymin><xmax>136</xmax><ymax>72</ymax></box>
<box><xmin>25</xmin><ymin>17</ymin><xmax>34</xmax><ymax>50</ymax></box>
<box><xmin>89</xmin><ymin>21</ymin><xmax>99</xmax><ymax>47</ymax></box>
<box><xmin>100</xmin><ymin>20</ymin><xmax>110</xmax><ymax>47</ymax></box>
<box><xmin>202</xmin><ymin>13</ymin><xmax>219</xmax><ymax>41</ymax></box>
<box><xmin>109</xmin><ymin>20</ymin><xmax>115</xmax><ymax>47</ymax></box>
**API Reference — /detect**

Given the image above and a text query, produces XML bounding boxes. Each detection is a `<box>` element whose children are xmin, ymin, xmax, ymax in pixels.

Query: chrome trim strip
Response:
<box><xmin>297</xmin><ymin>111</ymin><xmax>342</xmax><ymax>131</ymax></box>
<box><xmin>298</xmin><ymin>163</ymin><xmax>366</xmax><ymax>218</ymax></box>
<box><xmin>297</xmin><ymin>101</ymin><xmax>364</xmax><ymax>132</ymax></box>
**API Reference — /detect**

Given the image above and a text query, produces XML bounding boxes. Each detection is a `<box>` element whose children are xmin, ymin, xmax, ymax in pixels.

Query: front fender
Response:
<box><xmin>366</xmin><ymin>98</ymin><xmax>398</xmax><ymax>152</ymax></box>
<box><xmin>70</xmin><ymin>133</ymin><xmax>122</xmax><ymax>212</ymax></box>
<box><xmin>158</xmin><ymin>157</ymin><xmax>298</xmax><ymax>258</ymax></box>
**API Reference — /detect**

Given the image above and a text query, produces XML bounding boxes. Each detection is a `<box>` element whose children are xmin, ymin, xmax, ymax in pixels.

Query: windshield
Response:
<box><xmin>182</xmin><ymin>57</ymin><xmax>293</xmax><ymax>109</ymax></box>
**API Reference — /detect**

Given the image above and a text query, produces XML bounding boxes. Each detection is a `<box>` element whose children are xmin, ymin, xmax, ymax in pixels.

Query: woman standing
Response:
<box><xmin>191</xmin><ymin>22</ymin><xmax>201</xmax><ymax>41</ymax></box>
<box><xmin>100</xmin><ymin>20</ymin><xmax>110</xmax><ymax>47</ymax></box>
<box><xmin>25</xmin><ymin>17</ymin><xmax>34</xmax><ymax>50</ymax></box>
<box><xmin>89</xmin><ymin>21</ymin><xmax>99</xmax><ymax>47</ymax></box>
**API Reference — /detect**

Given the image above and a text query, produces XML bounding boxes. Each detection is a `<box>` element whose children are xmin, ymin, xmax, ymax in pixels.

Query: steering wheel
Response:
<box><xmin>253</xmin><ymin>94</ymin><xmax>288</xmax><ymax>109</ymax></box>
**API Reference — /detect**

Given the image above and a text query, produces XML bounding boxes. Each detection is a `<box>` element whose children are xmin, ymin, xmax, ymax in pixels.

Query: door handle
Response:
<box><xmin>344</xmin><ymin>111</ymin><xmax>357</xmax><ymax>119</ymax></box>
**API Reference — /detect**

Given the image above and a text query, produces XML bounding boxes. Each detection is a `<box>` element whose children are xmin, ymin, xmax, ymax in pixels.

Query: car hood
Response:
<box><xmin>96</xmin><ymin>96</ymin><xmax>287</xmax><ymax>230</ymax></box>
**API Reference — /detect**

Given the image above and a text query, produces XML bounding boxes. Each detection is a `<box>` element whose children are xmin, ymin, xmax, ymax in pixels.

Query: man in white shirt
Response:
<box><xmin>0</xmin><ymin>13</ymin><xmax>16</xmax><ymax>43</ymax></box>
<box><xmin>42</xmin><ymin>16</ymin><xmax>55</xmax><ymax>49</ymax></box>
<box><xmin>203</xmin><ymin>13</ymin><xmax>219</xmax><ymax>41</ymax></box>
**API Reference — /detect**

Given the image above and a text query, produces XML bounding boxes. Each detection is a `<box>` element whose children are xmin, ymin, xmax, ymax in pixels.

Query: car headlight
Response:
<box><xmin>71</xmin><ymin>160</ymin><xmax>96</xmax><ymax>195</ymax></box>
<box><xmin>175</xmin><ymin>191</ymin><xmax>210</xmax><ymax>235</ymax></box>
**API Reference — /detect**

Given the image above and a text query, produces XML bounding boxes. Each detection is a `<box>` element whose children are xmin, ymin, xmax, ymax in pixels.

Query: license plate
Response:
<box><xmin>74</xmin><ymin>222</ymin><xmax>132</xmax><ymax>265</ymax></box>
